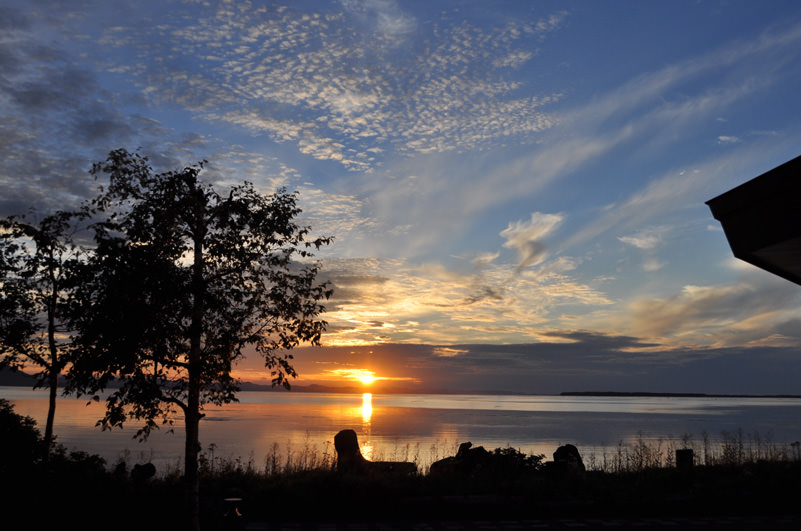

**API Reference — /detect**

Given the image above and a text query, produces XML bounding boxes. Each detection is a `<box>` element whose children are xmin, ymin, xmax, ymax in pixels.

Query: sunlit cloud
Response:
<box><xmin>321</xmin><ymin>254</ymin><xmax>613</xmax><ymax>346</ymax></box>
<box><xmin>625</xmin><ymin>278</ymin><xmax>801</xmax><ymax>348</ymax></box>
<box><xmin>433</xmin><ymin>347</ymin><xmax>468</xmax><ymax>358</ymax></box>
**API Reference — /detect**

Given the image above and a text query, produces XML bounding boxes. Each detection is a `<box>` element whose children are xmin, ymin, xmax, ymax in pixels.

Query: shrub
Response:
<box><xmin>0</xmin><ymin>398</ymin><xmax>44</xmax><ymax>473</ymax></box>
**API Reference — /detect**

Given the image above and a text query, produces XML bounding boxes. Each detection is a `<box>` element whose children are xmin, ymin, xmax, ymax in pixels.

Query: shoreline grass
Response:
<box><xmin>174</xmin><ymin>428</ymin><xmax>801</xmax><ymax>480</ymax></box>
<box><xmin>5</xmin><ymin>397</ymin><xmax>801</xmax><ymax>528</ymax></box>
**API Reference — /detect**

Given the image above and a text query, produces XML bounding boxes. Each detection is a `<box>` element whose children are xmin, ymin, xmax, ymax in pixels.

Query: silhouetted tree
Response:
<box><xmin>67</xmin><ymin>149</ymin><xmax>332</xmax><ymax>530</ymax></box>
<box><xmin>0</xmin><ymin>211</ymin><xmax>84</xmax><ymax>458</ymax></box>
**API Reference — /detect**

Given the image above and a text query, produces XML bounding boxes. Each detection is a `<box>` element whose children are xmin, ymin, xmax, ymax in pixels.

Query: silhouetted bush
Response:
<box><xmin>0</xmin><ymin>398</ymin><xmax>44</xmax><ymax>473</ymax></box>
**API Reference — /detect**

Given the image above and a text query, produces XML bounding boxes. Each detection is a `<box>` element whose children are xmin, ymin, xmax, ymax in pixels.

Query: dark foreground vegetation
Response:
<box><xmin>3</xmin><ymin>399</ymin><xmax>801</xmax><ymax>530</ymax></box>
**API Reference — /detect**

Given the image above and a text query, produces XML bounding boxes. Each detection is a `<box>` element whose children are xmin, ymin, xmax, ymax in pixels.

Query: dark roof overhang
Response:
<box><xmin>706</xmin><ymin>154</ymin><xmax>801</xmax><ymax>286</ymax></box>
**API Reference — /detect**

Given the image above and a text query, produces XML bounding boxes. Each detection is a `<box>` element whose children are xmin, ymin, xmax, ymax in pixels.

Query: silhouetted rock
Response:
<box><xmin>429</xmin><ymin>441</ymin><xmax>490</xmax><ymax>478</ymax></box>
<box><xmin>334</xmin><ymin>429</ymin><xmax>367</xmax><ymax>473</ymax></box>
<box><xmin>131</xmin><ymin>462</ymin><xmax>156</xmax><ymax>480</ymax></box>
<box><xmin>334</xmin><ymin>429</ymin><xmax>416</xmax><ymax>477</ymax></box>
<box><xmin>548</xmin><ymin>444</ymin><xmax>585</xmax><ymax>479</ymax></box>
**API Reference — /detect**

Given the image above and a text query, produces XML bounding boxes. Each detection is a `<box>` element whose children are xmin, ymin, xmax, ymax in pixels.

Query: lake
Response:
<box><xmin>4</xmin><ymin>386</ymin><xmax>801</xmax><ymax>473</ymax></box>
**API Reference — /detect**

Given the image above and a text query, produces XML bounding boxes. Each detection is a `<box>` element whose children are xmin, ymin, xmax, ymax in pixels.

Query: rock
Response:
<box><xmin>334</xmin><ymin>429</ymin><xmax>368</xmax><ymax>473</ymax></box>
<box><xmin>429</xmin><ymin>441</ymin><xmax>490</xmax><ymax>478</ymax></box>
<box><xmin>548</xmin><ymin>444</ymin><xmax>585</xmax><ymax>479</ymax></box>
<box><xmin>334</xmin><ymin>429</ymin><xmax>416</xmax><ymax>477</ymax></box>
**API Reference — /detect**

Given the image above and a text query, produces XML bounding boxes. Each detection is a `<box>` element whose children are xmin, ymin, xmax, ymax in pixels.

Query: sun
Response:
<box><xmin>328</xmin><ymin>368</ymin><xmax>380</xmax><ymax>386</ymax></box>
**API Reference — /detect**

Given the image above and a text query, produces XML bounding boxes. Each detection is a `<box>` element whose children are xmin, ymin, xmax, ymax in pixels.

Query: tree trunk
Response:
<box><xmin>44</xmin><ymin>372</ymin><xmax>57</xmax><ymax>460</ymax></box>
<box><xmin>185</xmin><ymin>385</ymin><xmax>201</xmax><ymax>531</ymax></box>
<box><xmin>185</xmin><ymin>201</ymin><xmax>206</xmax><ymax>531</ymax></box>
<box><xmin>44</xmin><ymin>273</ymin><xmax>59</xmax><ymax>461</ymax></box>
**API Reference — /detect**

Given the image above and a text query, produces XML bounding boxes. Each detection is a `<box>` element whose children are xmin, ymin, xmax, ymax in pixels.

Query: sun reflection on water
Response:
<box><xmin>360</xmin><ymin>393</ymin><xmax>373</xmax><ymax>460</ymax></box>
<box><xmin>361</xmin><ymin>392</ymin><xmax>373</xmax><ymax>423</ymax></box>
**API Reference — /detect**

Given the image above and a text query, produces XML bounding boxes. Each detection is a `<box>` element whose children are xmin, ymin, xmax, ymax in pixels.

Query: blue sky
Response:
<box><xmin>4</xmin><ymin>0</ymin><xmax>801</xmax><ymax>394</ymax></box>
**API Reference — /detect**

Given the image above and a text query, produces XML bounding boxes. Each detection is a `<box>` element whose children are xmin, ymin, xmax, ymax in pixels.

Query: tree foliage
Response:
<box><xmin>67</xmin><ymin>148</ymin><xmax>333</xmax><ymax>528</ymax></box>
<box><xmin>0</xmin><ymin>210</ymin><xmax>85</xmax><ymax>455</ymax></box>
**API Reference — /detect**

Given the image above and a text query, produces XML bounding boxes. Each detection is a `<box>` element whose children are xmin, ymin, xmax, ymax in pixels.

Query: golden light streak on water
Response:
<box><xmin>360</xmin><ymin>392</ymin><xmax>373</xmax><ymax>460</ymax></box>
<box><xmin>361</xmin><ymin>392</ymin><xmax>373</xmax><ymax>424</ymax></box>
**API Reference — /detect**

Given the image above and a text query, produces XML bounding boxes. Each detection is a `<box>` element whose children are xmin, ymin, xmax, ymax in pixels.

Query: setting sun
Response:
<box><xmin>325</xmin><ymin>368</ymin><xmax>381</xmax><ymax>386</ymax></box>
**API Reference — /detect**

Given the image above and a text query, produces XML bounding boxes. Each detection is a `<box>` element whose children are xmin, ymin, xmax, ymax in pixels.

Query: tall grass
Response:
<box><xmin>263</xmin><ymin>437</ymin><xmax>336</xmax><ymax>476</ymax></box>
<box><xmin>154</xmin><ymin>428</ymin><xmax>801</xmax><ymax>480</ymax></box>
<box><xmin>586</xmin><ymin>429</ymin><xmax>800</xmax><ymax>473</ymax></box>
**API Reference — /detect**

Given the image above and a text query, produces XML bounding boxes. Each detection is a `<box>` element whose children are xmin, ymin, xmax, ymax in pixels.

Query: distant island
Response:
<box><xmin>561</xmin><ymin>391</ymin><xmax>801</xmax><ymax>399</ymax></box>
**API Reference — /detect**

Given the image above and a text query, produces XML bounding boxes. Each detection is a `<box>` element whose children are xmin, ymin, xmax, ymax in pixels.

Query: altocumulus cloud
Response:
<box><xmin>103</xmin><ymin>1</ymin><xmax>565</xmax><ymax>171</ymax></box>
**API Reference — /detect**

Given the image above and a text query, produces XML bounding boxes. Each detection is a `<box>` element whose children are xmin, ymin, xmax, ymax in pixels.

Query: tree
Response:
<box><xmin>68</xmin><ymin>149</ymin><xmax>332</xmax><ymax>530</ymax></box>
<box><xmin>0</xmin><ymin>211</ymin><xmax>84</xmax><ymax>458</ymax></box>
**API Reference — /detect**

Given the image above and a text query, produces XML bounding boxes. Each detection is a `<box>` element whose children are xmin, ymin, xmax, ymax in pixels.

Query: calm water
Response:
<box><xmin>4</xmin><ymin>386</ymin><xmax>801</xmax><ymax>472</ymax></box>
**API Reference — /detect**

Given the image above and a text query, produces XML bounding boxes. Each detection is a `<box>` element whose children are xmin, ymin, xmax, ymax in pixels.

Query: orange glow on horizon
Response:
<box><xmin>232</xmin><ymin>364</ymin><xmax>424</xmax><ymax>391</ymax></box>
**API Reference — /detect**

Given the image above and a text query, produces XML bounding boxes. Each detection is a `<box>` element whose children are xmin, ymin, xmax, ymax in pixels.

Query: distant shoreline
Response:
<box><xmin>3</xmin><ymin>368</ymin><xmax>801</xmax><ymax>398</ymax></box>
<box><xmin>560</xmin><ymin>391</ymin><xmax>801</xmax><ymax>399</ymax></box>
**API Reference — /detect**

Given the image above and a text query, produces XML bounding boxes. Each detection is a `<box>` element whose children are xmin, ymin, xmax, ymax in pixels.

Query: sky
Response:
<box><xmin>4</xmin><ymin>0</ymin><xmax>801</xmax><ymax>395</ymax></box>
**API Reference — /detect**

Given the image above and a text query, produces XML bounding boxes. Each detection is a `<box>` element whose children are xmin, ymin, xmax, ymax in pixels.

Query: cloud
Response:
<box><xmin>319</xmin><ymin>250</ymin><xmax>613</xmax><ymax>348</ymax></box>
<box><xmin>470</xmin><ymin>251</ymin><xmax>501</xmax><ymax>266</ymax></box>
<box><xmin>340</xmin><ymin>0</ymin><xmax>417</xmax><ymax>41</ymax></box>
<box><xmin>449</xmin><ymin>18</ymin><xmax>801</xmax><ymax>244</ymax></box>
<box><xmin>408</xmin><ymin>19</ymin><xmax>801</xmax><ymax>242</ymax></box>
<box><xmin>617</xmin><ymin>226</ymin><xmax>671</xmax><ymax>272</ymax></box>
<box><xmin>501</xmin><ymin>212</ymin><xmax>564</xmax><ymax>272</ymax></box>
<box><xmin>717</xmin><ymin>135</ymin><xmax>741</xmax><ymax>144</ymax></box>
<box><xmin>0</xmin><ymin>3</ymin><xmax>225</xmax><ymax>217</ymax></box>
<box><xmin>627</xmin><ymin>277</ymin><xmax>801</xmax><ymax>348</ymax></box>
<box><xmin>272</xmin><ymin>334</ymin><xmax>801</xmax><ymax>394</ymax></box>
<box><xmin>93</xmin><ymin>2</ymin><xmax>565</xmax><ymax>171</ymax></box>
<box><xmin>6</xmin><ymin>0</ymin><xmax>801</xmax><ymax>388</ymax></box>
<box><xmin>642</xmin><ymin>258</ymin><xmax>666</xmax><ymax>272</ymax></box>
<box><xmin>293</xmin><ymin>187</ymin><xmax>373</xmax><ymax>247</ymax></box>
<box><xmin>433</xmin><ymin>347</ymin><xmax>468</xmax><ymax>358</ymax></box>
<box><xmin>560</xmin><ymin>144</ymin><xmax>780</xmax><ymax>254</ymax></box>
<box><xmin>618</xmin><ymin>226</ymin><xmax>668</xmax><ymax>250</ymax></box>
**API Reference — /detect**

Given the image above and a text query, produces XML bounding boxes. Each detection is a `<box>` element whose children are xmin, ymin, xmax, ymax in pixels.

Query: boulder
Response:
<box><xmin>549</xmin><ymin>444</ymin><xmax>585</xmax><ymax>479</ymax></box>
<box><xmin>334</xmin><ymin>429</ymin><xmax>368</xmax><ymax>473</ymax></box>
<box><xmin>429</xmin><ymin>441</ymin><xmax>490</xmax><ymax>478</ymax></box>
<box><xmin>334</xmin><ymin>429</ymin><xmax>417</xmax><ymax>477</ymax></box>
